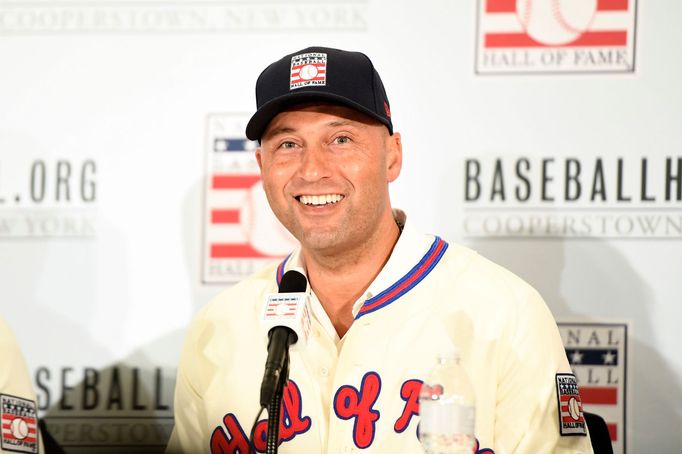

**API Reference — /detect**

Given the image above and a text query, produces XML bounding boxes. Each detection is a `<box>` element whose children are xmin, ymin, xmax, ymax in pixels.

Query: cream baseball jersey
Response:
<box><xmin>167</xmin><ymin>213</ymin><xmax>593</xmax><ymax>453</ymax></box>
<box><xmin>0</xmin><ymin>318</ymin><xmax>43</xmax><ymax>453</ymax></box>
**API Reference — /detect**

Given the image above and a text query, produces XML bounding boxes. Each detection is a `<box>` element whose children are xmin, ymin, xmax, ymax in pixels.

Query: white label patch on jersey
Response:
<box><xmin>555</xmin><ymin>374</ymin><xmax>587</xmax><ymax>436</ymax></box>
<box><xmin>1</xmin><ymin>394</ymin><xmax>39</xmax><ymax>453</ymax></box>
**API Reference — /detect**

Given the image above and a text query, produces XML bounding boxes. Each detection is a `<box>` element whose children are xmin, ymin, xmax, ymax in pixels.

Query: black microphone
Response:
<box><xmin>259</xmin><ymin>270</ymin><xmax>308</xmax><ymax>408</ymax></box>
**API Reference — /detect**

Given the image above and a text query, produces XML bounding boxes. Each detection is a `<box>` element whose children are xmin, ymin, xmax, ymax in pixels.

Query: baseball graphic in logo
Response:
<box><xmin>516</xmin><ymin>0</ymin><xmax>597</xmax><ymax>45</ymax></box>
<box><xmin>567</xmin><ymin>397</ymin><xmax>581</xmax><ymax>420</ymax></box>
<box><xmin>242</xmin><ymin>182</ymin><xmax>298</xmax><ymax>256</ymax></box>
<box><xmin>274</xmin><ymin>302</ymin><xmax>290</xmax><ymax>316</ymax></box>
<box><xmin>10</xmin><ymin>417</ymin><xmax>30</xmax><ymax>439</ymax></box>
<box><xmin>299</xmin><ymin>64</ymin><xmax>319</xmax><ymax>81</ymax></box>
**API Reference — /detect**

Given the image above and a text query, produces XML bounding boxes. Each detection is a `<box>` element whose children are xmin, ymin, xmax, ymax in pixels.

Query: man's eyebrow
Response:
<box><xmin>327</xmin><ymin>120</ymin><xmax>354</xmax><ymax>127</ymax></box>
<box><xmin>263</xmin><ymin>126</ymin><xmax>297</xmax><ymax>139</ymax></box>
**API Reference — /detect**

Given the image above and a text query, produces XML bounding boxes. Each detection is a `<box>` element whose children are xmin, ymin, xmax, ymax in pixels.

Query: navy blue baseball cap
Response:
<box><xmin>246</xmin><ymin>46</ymin><xmax>393</xmax><ymax>141</ymax></box>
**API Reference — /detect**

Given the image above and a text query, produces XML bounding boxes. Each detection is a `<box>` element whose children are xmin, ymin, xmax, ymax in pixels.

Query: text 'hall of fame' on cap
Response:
<box><xmin>245</xmin><ymin>46</ymin><xmax>393</xmax><ymax>141</ymax></box>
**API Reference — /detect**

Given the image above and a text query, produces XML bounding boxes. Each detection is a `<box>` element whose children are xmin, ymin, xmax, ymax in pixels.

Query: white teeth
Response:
<box><xmin>299</xmin><ymin>194</ymin><xmax>343</xmax><ymax>206</ymax></box>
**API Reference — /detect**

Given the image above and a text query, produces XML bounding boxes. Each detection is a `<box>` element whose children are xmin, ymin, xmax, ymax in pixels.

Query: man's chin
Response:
<box><xmin>298</xmin><ymin>230</ymin><xmax>344</xmax><ymax>253</ymax></box>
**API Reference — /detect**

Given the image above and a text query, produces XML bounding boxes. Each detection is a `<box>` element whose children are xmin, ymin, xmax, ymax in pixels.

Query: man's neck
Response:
<box><xmin>302</xmin><ymin>215</ymin><xmax>401</xmax><ymax>338</ymax></box>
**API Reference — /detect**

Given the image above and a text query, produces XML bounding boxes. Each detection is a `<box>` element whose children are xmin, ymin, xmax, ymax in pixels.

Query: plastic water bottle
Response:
<box><xmin>418</xmin><ymin>352</ymin><xmax>476</xmax><ymax>454</ymax></box>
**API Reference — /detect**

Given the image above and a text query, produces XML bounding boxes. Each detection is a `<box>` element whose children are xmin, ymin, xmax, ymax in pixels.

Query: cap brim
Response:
<box><xmin>245</xmin><ymin>91</ymin><xmax>391</xmax><ymax>140</ymax></box>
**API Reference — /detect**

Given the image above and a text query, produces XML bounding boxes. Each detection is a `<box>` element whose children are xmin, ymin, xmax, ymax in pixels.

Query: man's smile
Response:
<box><xmin>296</xmin><ymin>194</ymin><xmax>345</xmax><ymax>206</ymax></box>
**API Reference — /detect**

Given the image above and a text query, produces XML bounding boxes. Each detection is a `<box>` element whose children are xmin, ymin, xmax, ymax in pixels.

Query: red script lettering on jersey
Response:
<box><xmin>333</xmin><ymin>372</ymin><xmax>382</xmax><ymax>449</ymax></box>
<box><xmin>394</xmin><ymin>379</ymin><xmax>423</xmax><ymax>433</ymax></box>
<box><xmin>252</xmin><ymin>380</ymin><xmax>311</xmax><ymax>451</ymax></box>
<box><xmin>210</xmin><ymin>380</ymin><xmax>311</xmax><ymax>453</ymax></box>
<box><xmin>210</xmin><ymin>413</ymin><xmax>250</xmax><ymax>453</ymax></box>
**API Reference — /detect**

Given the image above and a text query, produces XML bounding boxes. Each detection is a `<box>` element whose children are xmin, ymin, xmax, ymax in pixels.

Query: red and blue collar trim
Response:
<box><xmin>276</xmin><ymin>254</ymin><xmax>291</xmax><ymax>287</ymax></box>
<box><xmin>274</xmin><ymin>236</ymin><xmax>448</xmax><ymax>319</ymax></box>
<box><xmin>355</xmin><ymin>236</ymin><xmax>448</xmax><ymax>319</ymax></box>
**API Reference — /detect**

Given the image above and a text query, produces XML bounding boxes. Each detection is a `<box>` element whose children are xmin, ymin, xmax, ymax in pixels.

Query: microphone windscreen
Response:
<box><xmin>263</xmin><ymin>270</ymin><xmax>311</xmax><ymax>351</ymax></box>
<box><xmin>278</xmin><ymin>270</ymin><xmax>307</xmax><ymax>293</ymax></box>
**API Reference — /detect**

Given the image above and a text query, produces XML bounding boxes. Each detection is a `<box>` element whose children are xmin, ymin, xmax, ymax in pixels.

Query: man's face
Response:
<box><xmin>256</xmin><ymin>104</ymin><xmax>402</xmax><ymax>256</ymax></box>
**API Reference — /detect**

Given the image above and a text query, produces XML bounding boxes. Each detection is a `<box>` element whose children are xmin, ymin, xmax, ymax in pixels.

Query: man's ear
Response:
<box><xmin>255</xmin><ymin>147</ymin><xmax>263</xmax><ymax>173</ymax></box>
<box><xmin>386</xmin><ymin>132</ymin><xmax>402</xmax><ymax>182</ymax></box>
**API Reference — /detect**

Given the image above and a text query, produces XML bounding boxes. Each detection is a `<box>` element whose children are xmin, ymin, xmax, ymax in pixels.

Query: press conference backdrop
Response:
<box><xmin>1</xmin><ymin>0</ymin><xmax>679</xmax><ymax>452</ymax></box>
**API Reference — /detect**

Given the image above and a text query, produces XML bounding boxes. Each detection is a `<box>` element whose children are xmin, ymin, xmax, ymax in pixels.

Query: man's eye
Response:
<box><xmin>280</xmin><ymin>141</ymin><xmax>297</xmax><ymax>149</ymax></box>
<box><xmin>334</xmin><ymin>136</ymin><xmax>351</xmax><ymax>144</ymax></box>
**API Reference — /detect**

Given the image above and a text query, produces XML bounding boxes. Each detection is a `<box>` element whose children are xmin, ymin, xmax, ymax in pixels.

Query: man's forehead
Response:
<box><xmin>264</xmin><ymin>103</ymin><xmax>382</xmax><ymax>134</ymax></box>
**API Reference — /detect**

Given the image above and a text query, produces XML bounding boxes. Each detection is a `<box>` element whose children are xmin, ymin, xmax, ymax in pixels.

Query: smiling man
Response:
<box><xmin>167</xmin><ymin>47</ymin><xmax>594</xmax><ymax>453</ymax></box>
<box><xmin>256</xmin><ymin>103</ymin><xmax>402</xmax><ymax>338</ymax></box>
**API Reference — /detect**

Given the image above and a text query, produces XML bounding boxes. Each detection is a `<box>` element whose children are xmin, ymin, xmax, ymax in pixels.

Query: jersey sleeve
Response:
<box><xmin>166</xmin><ymin>318</ymin><xmax>213</xmax><ymax>454</ymax></box>
<box><xmin>493</xmin><ymin>286</ymin><xmax>594</xmax><ymax>454</ymax></box>
<box><xmin>0</xmin><ymin>318</ymin><xmax>45</xmax><ymax>453</ymax></box>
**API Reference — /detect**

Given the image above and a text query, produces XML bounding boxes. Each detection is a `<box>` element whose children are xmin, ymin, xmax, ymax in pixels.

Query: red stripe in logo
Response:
<box><xmin>211</xmin><ymin>209</ymin><xmax>240</xmax><ymax>224</ymax></box>
<box><xmin>212</xmin><ymin>175</ymin><xmax>261</xmax><ymax>190</ymax></box>
<box><xmin>598</xmin><ymin>0</ymin><xmax>629</xmax><ymax>11</ymax></box>
<box><xmin>485</xmin><ymin>0</ymin><xmax>628</xmax><ymax>13</ymax></box>
<box><xmin>211</xmin><ymin>244</ymin><xmax>271</xmax><ymax>258</ymax></box>
<box><xmin>485</xmin><ymin>30</ymin><xmax>627</xmax><ymax>48</ymax></box>
<box><xmin>579</xmin><ymin>386</ymin><xmax>618</xmax><ymax>405</ymax></box>
<box><xmin>607</xmin><ymin>423</ymin><xmax>617</xmax><ymax>441</ymax></box>
<box><xmin>485</xmin><ymin>0</ymin><xmax>516</xmax><ymax>13</ymax></box>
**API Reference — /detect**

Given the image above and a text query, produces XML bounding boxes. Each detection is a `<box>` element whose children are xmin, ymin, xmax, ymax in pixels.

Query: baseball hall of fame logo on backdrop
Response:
<box><xmin>475</xmin><ymin>0</ymin><xmax>637</xmax><ymax>73</ymax></box>
<box><xmin>202</xmin><ymin>114</ymin><xmax>297</xmax><ymax>284</ymax></box>
<box><xmin>559</xmin><ymin>323</ymin><xmax>627</xmax><ymax>454</ymax></box>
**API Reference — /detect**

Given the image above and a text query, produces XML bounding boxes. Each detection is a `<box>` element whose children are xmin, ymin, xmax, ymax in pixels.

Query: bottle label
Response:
<box><xmin>419</xmin><ymin>401</ymin><xmax>475</xmax><ymax>434</ymax></box>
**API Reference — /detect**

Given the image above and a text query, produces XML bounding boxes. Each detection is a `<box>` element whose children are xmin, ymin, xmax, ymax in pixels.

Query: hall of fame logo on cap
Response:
<box><xmin>290</xmin><ymin>52</ymin><xmax>327</xmax><ymax>89</ymax></box>
<box><xmin>559</xmin><ymin>322</ymin><xmax>628</xmax><ymax>453</ymax></box>
<box><xmin>202</xmin><ymin>114</ymin><xmax>298</xmax><ymax>283</ymax></box>
<box><xmin>1</xmin><ymin>394</ymin><xmax>39</xmax><ymax>453</ymax></box>
<box><xmin>475</xmin><ymin>0</ymin><xmax>638</xmax><ymax>73</ymax></box>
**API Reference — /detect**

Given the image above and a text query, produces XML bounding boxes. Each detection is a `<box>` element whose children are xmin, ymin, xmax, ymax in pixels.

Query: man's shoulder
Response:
<box><xmin>438</xmin><ymin>240</ymin><xmax>544</xmax><ymax>309</ymax></box>
<box><xmin>400</xmin><ymin>227</ymin><xmax>538</xmax><ymax>300</ymax></box>
<box><xmin>434</xmin><ymin>240</ymin><xmax>559</xmax><ymax>342</ymax></box>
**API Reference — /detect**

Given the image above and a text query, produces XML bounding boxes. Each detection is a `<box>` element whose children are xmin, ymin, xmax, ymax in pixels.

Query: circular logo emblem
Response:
<box><xmin>568</xmin><ymin>396</ymin><xmax>581</xmax><ymax>420</ymax></box>
<box><xmin>241</xmin><ymin>181</ymin><xmax>298</xmax><ymax>256</ymax></box>
<box><xmin>299</xmin><ymin>64</ymin><xmax>319</xmax><ymax>80</ymax></box>
<box><xmin>274</xmin><ymin>303</ymin><xmax>289</xmax><ymax>316</ymax></box>
<box><xmin>10</xmin><ymin>417</ymin><xmax>29</xmax><ymax>440</ymax></box>
<box><xmin>516</xmin><ymin>0</ymin><xmax>597</xmax><ymax>45</ymax></box>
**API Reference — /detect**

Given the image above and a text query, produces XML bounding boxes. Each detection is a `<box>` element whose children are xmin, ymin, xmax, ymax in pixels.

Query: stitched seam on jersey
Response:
<box><xmin>356</xmin><ymin>237</ymin><xmax>448</xmax><ymax>319</ymax></box>
<box><xmin>276</xmin><ymin>253</ymin><xmax>292</xmax><ymax>286</ymax></box>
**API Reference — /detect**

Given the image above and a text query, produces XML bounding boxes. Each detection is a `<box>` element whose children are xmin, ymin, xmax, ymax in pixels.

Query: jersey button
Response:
<box><xmin>319</xmin><ymin>367</ymin><xmax>329</xmax><ymax>377</ymax></box>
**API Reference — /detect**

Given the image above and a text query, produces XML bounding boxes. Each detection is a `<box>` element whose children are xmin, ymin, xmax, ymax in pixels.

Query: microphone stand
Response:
<box><xmin>265</xmin><ymin>348</ymin><xmax>289</xmax><ymax>454</ymax></box>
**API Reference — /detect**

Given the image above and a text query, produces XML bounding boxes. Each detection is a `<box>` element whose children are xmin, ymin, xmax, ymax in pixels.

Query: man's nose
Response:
<box><xmin>298</xmin><ymin>145</ymin><xmax>331</xmax><ymax>182</ymax></box>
